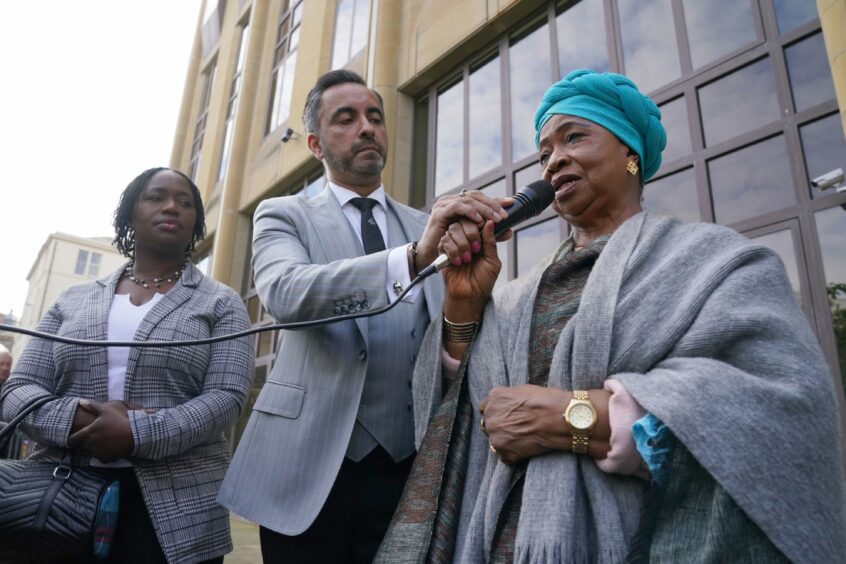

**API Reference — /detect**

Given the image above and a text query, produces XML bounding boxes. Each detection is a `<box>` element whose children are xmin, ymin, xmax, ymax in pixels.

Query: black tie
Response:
<box><xmin>349</xmin><ymin>197</ymin><xmax>386</xmax><ymax>254</ymax></box>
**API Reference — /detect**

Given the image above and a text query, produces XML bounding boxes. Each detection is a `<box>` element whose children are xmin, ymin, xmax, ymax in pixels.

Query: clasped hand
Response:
<box><xmin>68</xmin><ymin>399</ymin><xmax>152</xmax><ymax>462</ymax></box>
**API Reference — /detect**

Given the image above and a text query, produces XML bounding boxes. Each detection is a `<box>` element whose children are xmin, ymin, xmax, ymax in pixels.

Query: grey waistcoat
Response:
<box><xmin>346</xmin><ymin>205</ymin><xmax>429</xmax><ymax>462</ymax></box>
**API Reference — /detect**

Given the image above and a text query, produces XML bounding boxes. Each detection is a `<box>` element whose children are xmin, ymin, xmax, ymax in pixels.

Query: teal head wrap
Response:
<box><xmin>534</xmin><ymin>69</ymin><xmax>667</xmax><ymax>181</ymax></box>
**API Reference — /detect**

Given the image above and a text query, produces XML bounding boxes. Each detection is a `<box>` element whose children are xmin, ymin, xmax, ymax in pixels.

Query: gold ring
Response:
<box><xmin>480</xmin><ymin>417</ymin><xmax>486</xmax><ymax>434</ymax></box>
<box><xmin>489</xmin><ymin>439</ymin><xmax>496</xmax><ymax>454</ymax></box>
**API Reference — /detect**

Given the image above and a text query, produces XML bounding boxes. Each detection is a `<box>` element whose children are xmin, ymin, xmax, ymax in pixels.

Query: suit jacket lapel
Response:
<box><xmin>304</xmin><ymin>186</ymin><xmax>370</xmax><ymax>340</ymax></box>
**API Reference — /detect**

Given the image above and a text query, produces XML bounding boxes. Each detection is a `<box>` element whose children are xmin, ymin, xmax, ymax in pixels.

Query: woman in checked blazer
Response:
<box><xmin>1</xmin><ymin>168</ymin><xmax>254</xmax><ymax>564</ymax></box>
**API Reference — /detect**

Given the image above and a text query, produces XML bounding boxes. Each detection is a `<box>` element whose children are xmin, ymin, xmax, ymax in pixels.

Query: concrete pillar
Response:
<box><xmin>210</xmin><ymin>0</ymin><xmax>271</xmax><ymax>287</ymax></box>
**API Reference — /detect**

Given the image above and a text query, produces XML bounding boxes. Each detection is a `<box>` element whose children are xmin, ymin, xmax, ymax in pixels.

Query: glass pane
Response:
<box><xmin>683</xmin><ymin>0</ymin><xmax>756</xmax><ymax>69</ymax></box>
<box><xmin>88</xmin><ymin>253</ymin><xmax>102</xmax><ymax>277</ymax></box>
<box><xmin>480</xmin><ymin>178</ymin><xmax>512</xmax><ymax>285</ymax></box>
<box><xmin>556</xmin><ymin>1</ymin><xmax>609</xmax><ymax>76</ymax></box>
<box><xmin>289</xmin><ymin>25</ymin><xmax>301</xmax><ymax>52</ymax></box>
<box><xmin>748</xmin><ymin>228</ymin><xmax>802</xmax><ymax>307</ymax></box>
<box><xmin>235</xmin><ymin>25</ymin><xmax>250</xmax><ymax>74</ymax></box>
<box><xmin>510</xmin><ymin>24</ymin><xmax>552</xmax><ymax>161</ymax></box>
<box><xmin>276</xmin><ymin>52</ymin><xmax>298</xmax><ymax>127</ymax></box>
<box><xmin>218</xmin><ymin>118</ymin><xmax>234</xmax><ymax>183</ymax></box>
<box><xmin>698</xmin><ymin>58</ymin><xmax>779</xmax><ymax>147</ymax></box>
<box><xmin>774</xmin><ymin>0</ymin><xmax>817</xmax><ymax>33</ymax></box>
<box><xmin>708</xmin><ymin>135</ymin><xmax>795</xmax><ymax>225</ymax></box>
<box><xmin>800</xmin><ymin>113</ymin><xmax>846</xmax><ymax>199</ymax></box>
<box><xmin>469</xmin><ymin>56</ymin><xmax>502</xmax><ymax>179</ymax></box>
<box><xmin>292</xmin><ymin>0</ymin><xmax>303</xmax><ymax>26</ymax></box>
<box><xmin>515</xmin><ymin>163</ymin><xmax>543</xmax><ymax>192</ymax></box>
<box><xmin>659</xmin><ymin>97</ymin><xmax>692</xmax><ymax>164</ymax></box>
<box><xmin>619</xmin><ymin>0</ymin><xmax>681</xmax><ymax>93</ymax></box>
<box><xmin>331</xmin><ymin>0</ymin><xmax>353</xmax><ymax>69</ymax></box>
<box><xmin>816</xmin><ymin>206</ymin><xmax>846</xmax><ymax>395</ymax></box>
<box><xmin>351</xmin><ymin>0</ymin><xmax>371</xmax><ymax>57</ymax></box>
<box><xmin>785</xmin><ymin>33</ymin><xmax>836</xmax><ymax>112</ymax></box>
<box><xmin>75</xmin><ymin>250</ymin><xmax>89</xmax><ymax>275</ymax></box>
<box><xmin>247</xmin><ymin>294</ymin><xmax>261</xmax><ymax>324</ymax></box>
<box><xmin>435</xmin><ymin>79</ymin><xmax>465</xmax><ymax>195</ymax></box>
<box><xmin>258</xmin><ymin>328</ymin><xmax>274</xmax><ymax>358</ymax></box>
<box><xmin>643</xmin><ymin>167</ymin><xmax>699</xmax><ymax>223</ymax></box>
<box><xmin>516</xmin><ymin>217</ymin><xmax>561</xmax><ymax>276</ymax></box>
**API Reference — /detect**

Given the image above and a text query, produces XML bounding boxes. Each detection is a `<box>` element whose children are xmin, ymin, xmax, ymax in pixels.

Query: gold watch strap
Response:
<box><xmin>570</xmin><ymin>390</ymin><xmax>591</xmax><ymax>454</ymax></box>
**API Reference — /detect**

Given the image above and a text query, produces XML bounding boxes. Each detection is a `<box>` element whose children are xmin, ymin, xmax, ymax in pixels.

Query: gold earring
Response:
<box><xmin>626</xmin><ymin>161</ymin><xmax>639</xmax><ymax>176</ymax></box>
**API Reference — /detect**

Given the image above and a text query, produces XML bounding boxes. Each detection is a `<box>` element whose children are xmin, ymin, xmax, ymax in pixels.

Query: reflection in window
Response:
<box><xmin>516</xmin><ymin>217</ymin><xmax>561</xmax><ymax>276</ymax></box>
<box><xmin>515</xmin><ymin>163</ymin><xmax>543</xmax><ymax>192</ymax></box>
<box><xmin>774</xmin><ymin>0</ymin><xmax>818</xmax><ymax>34</ymax></box>
<box><xmin>800</xmin><ymin>113</ymin><xmax>846</xmax><ymax>199</ymax></box>
<box><xmin>708</xmin><ymin>136</ymin><xmax>795</xmax><ymax>225</ymax></box>
<box><xmin>698</xmin><ymin>58</ymin><xmax>779</xmax><ymax>147</ymax></box>
<box><xmin>643</xmin><ymin>167</ymin><xmax>699</xmax><ymax>223</ymax></box>
<box><xmin>814</xmin><ymin>206</ymin><xmax>846</xmax><ymax>394</ymax></box>
<box><xmin>268</xmin><ymin>0</ymin><xmax>303</xmax><ymax>132</ymax></box>
<box><xmin>749</xmin><ymin>229</ymin><xmax>803</xmax><ymax>307</ymax></box>
<box><xmin>218</xmin><ymin>23</ymin><xmax>251</xmax><ymax>184</ymax></box>
<box><xmin>683</xmin><ymin>0</ymin><xmax>755</xmax><ymax>69</ymax></box>
<box><xmin>785</xmin><ymin>33</ymin><xmax>836</xmax><ymax>112</ymax></box>
<box><xmin>510</xmin><ymin>24</ymin><xmax>552</xmax><ymax>161</ymax></box>
<box><xmin>658</xmin><ymin>97</ymin><xmax>692</xmax><ymax>164</ymax></box>
<box><xmin>435</xmin><ymin>80</ymin><xmax>464</xmax><ymax>195</ymax></box>
<box><xmin>556</xmin><ymin>1</ymin><xmax>608</xmax><ymax>76</ymax></box>
<box><xmin>469</xmin><ymin>56</ymin><xmax>502</xmax><ymax>179</ymax></box>
<box><xmin>75</xmin><ymin>250</ymin><xmax>90</xmax><ymax>276</ymax></box>
<box><xmin>481</xmin><ymin>179</ymin><xmax>512</xmax><ymax>284</ymax></box>
<box><xmin>619</xmin><ymin>0</ymin><xmax>680</xmax><ymax>93</ymax></box>
<box><xmin>190</xmin><ymin>61</ymin><xmax>217</xmax><ymax>181</ymax></box>
<box><xmin>331</xmin><ymin>0</ymin><xmax>371</xmax><ymax>69</ymax></box>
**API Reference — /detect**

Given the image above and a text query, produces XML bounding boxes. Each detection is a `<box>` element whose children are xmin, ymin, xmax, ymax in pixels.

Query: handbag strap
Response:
<box><xmin>0</xmin><ymin>394</ymin><xmax>56</xmax><ymax>447</ymax></box>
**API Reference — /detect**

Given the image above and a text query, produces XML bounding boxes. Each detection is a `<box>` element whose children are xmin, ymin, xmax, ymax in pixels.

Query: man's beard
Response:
<box><xmin>323</xmin><ymin>140</ymin><xmax>386</xmax><ymax>178</ymax></box>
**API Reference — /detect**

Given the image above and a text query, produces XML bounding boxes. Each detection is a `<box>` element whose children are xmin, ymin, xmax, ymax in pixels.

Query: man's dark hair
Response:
<box><xmin>113</xmin><ymin>167</ymin><xmax>206</xmax><ymax>258</ymax></box>
<box><xmin>302</xmin><ymin>70</ymin><xmax>384</xmax><ymax>135</ymax></box>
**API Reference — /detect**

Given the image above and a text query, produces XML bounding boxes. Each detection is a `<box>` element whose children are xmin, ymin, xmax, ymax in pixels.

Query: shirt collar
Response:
<box><xmin>328</xmin><ymin>181</ymin><xmax>387</xmax><ymax>210</ymax></box>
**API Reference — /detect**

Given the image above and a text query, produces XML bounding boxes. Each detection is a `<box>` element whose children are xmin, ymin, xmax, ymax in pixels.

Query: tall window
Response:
<box><xmin>416</xmin><ymin>0</ymin><xmax>844</xmax><ymax>393</ymax></box>
<box><xmin>74</xmin><ymin>250</ymin><xmax>102</xmax><ymax>277</ymax></box>
<box><xmin>330</xmin><ymin>0</ymin><xmax>371</xmax><ymax>69</ymax></box>
<box><xmin>267</xmin><ymin>0</ymin><xmax>303</xmax><ymax>133</ymax></box>
<box><xmin>189</xmin><ymin>61</ymin><xmax>217</xmax><ymax>181</ymax></box>
<box><xmin>217</xmin><ymin>20</ymin><xmax>251</xmax><ymax>185</ymax></box>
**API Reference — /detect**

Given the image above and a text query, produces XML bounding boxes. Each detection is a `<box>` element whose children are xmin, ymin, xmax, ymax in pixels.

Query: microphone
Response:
<box><xmin>419</xmin><ymin>180</ymin><xmax>555</xmax><ymax>278</ymax></box>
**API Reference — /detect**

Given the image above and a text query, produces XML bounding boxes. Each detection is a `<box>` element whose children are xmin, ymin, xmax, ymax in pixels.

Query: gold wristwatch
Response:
<box><xmin>563</xmin><ymin>390</ymin><xmax>597</xmax><ymax>454</ymax></box>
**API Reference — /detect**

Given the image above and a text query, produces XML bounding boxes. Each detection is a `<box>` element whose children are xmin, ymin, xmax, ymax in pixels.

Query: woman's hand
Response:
<box><xmin>69</xmin><ymin>400</ymin><xmax>135</xmax><ymax>462</ymax></box>
<box><xmin>480</xmin><ymin>385</ymin><xmax>612</xmax><ymax>464</ymax></box>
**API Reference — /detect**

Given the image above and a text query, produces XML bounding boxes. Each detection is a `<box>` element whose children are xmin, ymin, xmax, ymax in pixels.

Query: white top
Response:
<box><xmin>328</xmin><ymin>182</ymin><xmax>421</xmax><ymax>304</ymax></box>
<box><xmin>91</xmin><ymin>291</ymin><xmax>162</xmax><ymax>468</ymax></box>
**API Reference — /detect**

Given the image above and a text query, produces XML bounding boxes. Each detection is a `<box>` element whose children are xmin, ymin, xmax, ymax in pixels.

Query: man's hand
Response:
<box><xmin>69</xmin><ymin>400</ymin><xmax>136</xmax><ymax>462</ymax></box>
<box><xmin>415</xmin><ymin>191</ymin><xmax>511</xmax><ymax>272</ymax></box>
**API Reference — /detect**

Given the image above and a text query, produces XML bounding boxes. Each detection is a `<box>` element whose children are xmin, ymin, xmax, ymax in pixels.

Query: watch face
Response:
<box><xmin>569</xmin><ymin>403</ymin><xmax>595</xmax><ymax>429</ymax></box>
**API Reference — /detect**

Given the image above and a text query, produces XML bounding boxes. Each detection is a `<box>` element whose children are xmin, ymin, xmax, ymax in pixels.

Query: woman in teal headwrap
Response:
<box><xmin>377</xmin><ymin>69</ymin><xmax>845</xmax><ymax>563</ymax></box>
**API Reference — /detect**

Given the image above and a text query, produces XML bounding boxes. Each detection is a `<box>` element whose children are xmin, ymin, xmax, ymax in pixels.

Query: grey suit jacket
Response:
<box><xmin>1</xmin><ymin>263</ymin><xmax>254</xmax><ymax>564</ymax></box>
<box><xmin>218</xmin><ymin>186</ymin><xmax>444</xmax><ymax>535</ymax></box>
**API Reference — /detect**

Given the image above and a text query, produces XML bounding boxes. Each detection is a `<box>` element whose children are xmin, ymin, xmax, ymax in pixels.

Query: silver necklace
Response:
<box><xmin>124</xmin><ymin>260</ymin><xmax>187</xmax><ymax>289</ymax></box>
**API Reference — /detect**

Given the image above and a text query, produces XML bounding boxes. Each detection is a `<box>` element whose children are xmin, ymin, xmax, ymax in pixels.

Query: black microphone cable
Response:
<box><xmin>0</xmin><ymin>271</ymin><xmax>436</xmax><ymax>349</ymax></box>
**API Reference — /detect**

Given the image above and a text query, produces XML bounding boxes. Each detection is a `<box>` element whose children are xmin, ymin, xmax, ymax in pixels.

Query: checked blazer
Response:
<box><xmin>1</xmin><ymin>262</ymin><xmax>254</xmax><ymax>564</ymax></box>
<box><xmin>218</xmin><ymin>185</ymin><xmax>444</xmax><ymax>535</ymax></box>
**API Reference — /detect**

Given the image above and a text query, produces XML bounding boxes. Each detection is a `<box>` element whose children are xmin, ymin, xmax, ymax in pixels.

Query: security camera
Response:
<box><xmin>281</xmin><ymin>127</ymin><xmax>299</xmax><ymax>143</ymax></box>
<box><xmin>811</xmin><ymin>168</ymin><xmax>844</xmax><ymax>191</ymax></box>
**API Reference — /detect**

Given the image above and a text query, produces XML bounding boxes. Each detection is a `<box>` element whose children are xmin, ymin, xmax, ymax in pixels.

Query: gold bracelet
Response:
<box><xmin>443</xmin><ymin>315</ymin><xmax>479</xmax><ymax>342</ymax></box>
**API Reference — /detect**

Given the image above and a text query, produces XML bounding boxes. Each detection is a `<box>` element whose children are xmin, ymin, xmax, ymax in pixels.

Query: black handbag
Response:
<box><xmin>0</xmin><ymin>395</ymin><xmax>120</xmax><ymax>562</ymax></box>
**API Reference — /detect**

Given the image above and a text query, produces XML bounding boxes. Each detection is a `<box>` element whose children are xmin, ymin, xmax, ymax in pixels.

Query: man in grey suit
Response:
<box><xmin>218</xmin><ymin>70</ymin><xmax>507</xmax><ymax>562</ymax></box>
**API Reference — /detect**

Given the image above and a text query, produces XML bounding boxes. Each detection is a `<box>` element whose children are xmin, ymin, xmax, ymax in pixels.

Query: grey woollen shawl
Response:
<box><xmin>411</xmin><ymin>211</ymin><xmax>846</xmax><ymax>563</ymax></box>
